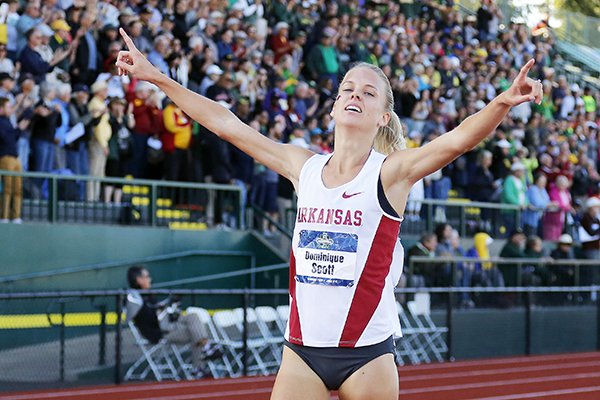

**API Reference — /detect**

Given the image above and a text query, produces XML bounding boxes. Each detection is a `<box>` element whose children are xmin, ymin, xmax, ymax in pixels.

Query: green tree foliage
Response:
<box><xmin>557</xmin><ymin>0</ymin><xmax>600</xmax><ymax>18</ymax></box>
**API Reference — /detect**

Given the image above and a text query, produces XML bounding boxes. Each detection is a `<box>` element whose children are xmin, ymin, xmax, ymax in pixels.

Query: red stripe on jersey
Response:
<box><xmin>338</xmin><ymin>215</ymin><xmax>400</xmax><ymax>347</ymax></box>
<box><xmin>288</xmin><ymin>250</ymin><xmax>303</xmax><ymax>345</ymax></box>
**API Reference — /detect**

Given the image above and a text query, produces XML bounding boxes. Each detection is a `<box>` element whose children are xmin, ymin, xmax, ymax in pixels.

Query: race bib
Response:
<box><xmin>295</xmin><ymin>230</ymin><xmax>358</xmax><ymax>287</ymax></box>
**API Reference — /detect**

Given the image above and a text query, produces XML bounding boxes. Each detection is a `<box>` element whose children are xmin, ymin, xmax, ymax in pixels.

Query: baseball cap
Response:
<box><xmin>51</xmin><ymin>19</ymin><xmax>71</xmax><ymax>32</ymax></box>
<box><xmin>91</xmin><ymin>80</ymin><xmax>108</xmax><ymax>94</ymax></box>
<box><xmin>0</xmin><ymin>72</ymin><xmax>14</xmax><ymax>82</ymax></box>
<box><xmin>558</xmin><ymin>234</ymin><xmax>573</xmax><ymax>245</ymax></box>
<box><xmin>209</xmin><ymin>11</ymin><xmax>224</xmax><ymax>19</ymax></box>
<box><xmin>226</xmin><ymin>18</ymin><xmax>240</xmax><ymax>27</ymax></box>
<box><xmin>72</xmin><ymin>83</ymin><xmax>89</xmax><ymax>93</ymax></box>
<box><xmin>509</xmin><ymin>227</ymin><xmax>525</xmax><ymax>237</ymax></box>
<box><xmin>275</xmin><ymin>22</ymin><xmax>289</xmax><ymax>32</ymax></box>
<box><xmin>120</xmin><ymin>7</ymin><xmax>136</xmax><ymax>17</ymax></box>
<box><xmin>586</xmin><ymin>197</ymin><xmax>600</xmax><ymax>209</ymax></box>
<box><xmin>38</xmin><ymin>24</ymin><xmax>54</xmax><ymax>37</ymax></box>
<box><xmin>206</xmin><ymin>64</ymin><xmax>223</xmax><ymax>76</ymax></box>
<box><xmin>510</xmin><ymin>162</ymin><xmax>525</xmax><ymax>172</ymax></box>
<box><xmin>496</xmin><ymin>139</ymin><xmax>511</xmax><ymax>148</ymax></box>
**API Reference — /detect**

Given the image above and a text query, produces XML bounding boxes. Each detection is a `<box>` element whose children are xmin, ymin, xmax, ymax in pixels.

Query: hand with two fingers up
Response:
<box><xmin>499</xmin><ymin>59</ymin><xmax>544</xmax><ymax>107</ymax></box>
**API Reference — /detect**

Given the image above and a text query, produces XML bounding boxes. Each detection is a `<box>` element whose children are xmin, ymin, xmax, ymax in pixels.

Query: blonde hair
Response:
<box><xmin>345</xmin><ymin>62</ymin><xmax>406</xmax><ymax>155</ymax></box>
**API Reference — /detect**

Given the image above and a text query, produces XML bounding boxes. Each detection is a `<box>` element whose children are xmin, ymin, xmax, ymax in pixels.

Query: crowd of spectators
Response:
<box><xmin>0</xmin><ymin>0</ymin><xmax>599</xmax><ymax>243</ymax></box>
<box><xmin>407</xmin><ymin>221</ymin><xmax>600</xmax><ymax>308</ymax></box>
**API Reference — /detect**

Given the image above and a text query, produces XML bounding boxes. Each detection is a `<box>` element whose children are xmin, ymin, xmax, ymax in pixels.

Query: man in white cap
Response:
<box><xmin>491</xmin><ymin>137</ymin><xmax>512</xmax><ymax>178</ymax></box>
<box><xmin>579</xmin><ymin>196</ymin><xmax>600</xmax><ymax>270</ymax></box>
<box><xmin>579</xmin><ymin>196</ymin><xmax>600</xmax><ymax>298</ymax></box>
<box><xmin>550</xmin><ymin>234</ymin><xmax>576</xmax><ymax>293</ymax></box>
<box><xmin>199</xmin><ymin>64</ymin><xmax>223</xmax><ymax>96</ymax></box>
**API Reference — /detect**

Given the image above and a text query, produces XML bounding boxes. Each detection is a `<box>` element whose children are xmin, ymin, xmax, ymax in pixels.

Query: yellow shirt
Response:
<box><xmin>88</xmin><ymin>96</ymin><xmax>111</xmax><ymax>148</ymax></box>
<box><xmin>163</xmin><ymin>104</ymin><xmax>191</xmax><ymax>149</ymax></box>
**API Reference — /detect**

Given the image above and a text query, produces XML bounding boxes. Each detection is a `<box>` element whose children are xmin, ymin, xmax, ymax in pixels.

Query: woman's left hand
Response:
<box><xmin>499</xmin><ymin>59</ymin><xmax>543</xmax><ymax>106</ymax></box>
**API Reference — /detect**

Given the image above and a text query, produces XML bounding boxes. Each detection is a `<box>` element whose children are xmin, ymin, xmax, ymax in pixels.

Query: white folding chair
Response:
<box><xmin>275</xmin><ymin>304</ymin><xmax>289</xmax><ymax>335</ymax></box>
<box><xmin>233</xmin><ymin>307</ymin><xmax>280</xmax><ymax>375</ymax></box>
<box><xmin>254</xmin><ymin>306</ymin><xmax>285</xmax><ymax>365</ymax></box>
<box><xmin>396</xmin><ymin>301</ymin><xmax>433</xmax><ymax>365</ymax></box>
<box><xmin>124</xmin><ymin>321</ymin><xmax>182</xmax><ymax>381</ymax></box>
<box><xmin>407</xmin><ymin>293</ymin><xmax>448</xmax><ymax>362</ymax></box>
<box><xmin>186</xmin><ymin>307</ymin><xmax>237</xmax><ymax>378</ymax></box>
<box><xmin>211</xmin><ymin>309</ymin><xmax>247</xmax><ymax>377</ymax></box>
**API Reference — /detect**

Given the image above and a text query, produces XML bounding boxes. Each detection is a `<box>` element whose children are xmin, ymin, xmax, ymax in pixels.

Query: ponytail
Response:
<box><xmin>374</xmin><ymin>110</ymin><xmax>406</xmax><ymax>155</ymax></box>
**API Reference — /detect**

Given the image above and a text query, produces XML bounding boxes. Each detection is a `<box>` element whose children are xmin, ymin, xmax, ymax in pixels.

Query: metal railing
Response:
<box><xmin>0</xmin><ymin>250</ymin><xmax>257</xmax><ymax>285</ymax></box>
<box><xmin>0</xmin><ymin>170</ymin><xmax>579</xmax><ymax>240</ymax></box>
<box><xmin>278</xmin><ymin>198</ymin><xmax>546</xmax><ymax>239</ymax></box>
<box><xmin>400</xmin><ymin>198</ymin><xmax>530</xmax><ymax>237</ymax></box>
<box><xmin>408</xmin><ymin>256</ymin><xmax>600</xmax><ymax>287</ymax></box>
<box><xmin>1</xmin><ymin>286</ymin><xmax>600</xmax><ymax>393</ymax></box>
<box><xmin>0</xmin><ymin>170</ymin><xmax>243</xmax><ymax>228</ymax></box>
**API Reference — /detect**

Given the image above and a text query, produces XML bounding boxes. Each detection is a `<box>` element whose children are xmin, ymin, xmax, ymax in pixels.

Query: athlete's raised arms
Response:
<box><xmin>115</xmin><ymin>28</ymin><xmax>313</xmax><ymax>188</ymax></box>
<box><xmin>381</xmin><ymin>58</ymin><xmax>542</xmax><ymax>193</ymax></box>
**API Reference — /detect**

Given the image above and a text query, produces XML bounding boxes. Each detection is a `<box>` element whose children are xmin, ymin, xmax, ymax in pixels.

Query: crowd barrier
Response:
<box><xmin>1</xmin><ymin>286</ymin><xmax>600</xmax><ymax>392</ymax></box>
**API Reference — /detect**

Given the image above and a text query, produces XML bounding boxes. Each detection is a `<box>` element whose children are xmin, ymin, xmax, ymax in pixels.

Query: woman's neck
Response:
<box><xmin>327</xmin><ymin>127</ymin><xmax>375</xmax><ymax>174</ymax></box>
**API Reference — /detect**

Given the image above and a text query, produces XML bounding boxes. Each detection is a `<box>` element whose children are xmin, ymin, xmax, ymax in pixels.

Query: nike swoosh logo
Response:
<box><xmin>342</xmin><ymin>191</ymin><xmax>363</xmax><ymax>199</ymax></box>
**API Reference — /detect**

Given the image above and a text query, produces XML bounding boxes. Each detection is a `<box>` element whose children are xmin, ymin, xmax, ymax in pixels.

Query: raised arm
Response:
<box><xmin>384</xmin><ymin>59</ymin><xmax>542</xmax><ymax>186</ymax></box>
<box><xmin>115</xmin><ymin>28</ymin><xmax>313</xmax><ymax>187</ymax></box>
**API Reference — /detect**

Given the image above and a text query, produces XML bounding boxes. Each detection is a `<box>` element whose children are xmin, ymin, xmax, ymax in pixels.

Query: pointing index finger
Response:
<box><xmin>119</xmin><ymin>27</ymin><xmax>136</xmax><ymax>51</ymax></box>
<box><xmin>517</xmin><ymin>59</ymin><xmax>535</xmax><ymax>81</ymax></box>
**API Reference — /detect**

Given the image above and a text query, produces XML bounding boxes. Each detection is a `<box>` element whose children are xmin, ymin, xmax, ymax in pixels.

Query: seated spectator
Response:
<box><xmin>499</xmin><ymin>228</ymin><xmax>527</xmax><ymax>287</ymax></box>
<box><xmin>550</xmin><ymin>233</ymin><xmax>575</xmax><ymax>286</ymax></box>
<box><xmin>125</xmin><ymin>266</ymin><xmax>221</xmax><ymax>376</ymax></box>
<box><xmin>466</xmin><ymin>231</ymin><xmax>505</xmax><ymax>307</ymax></box>
<box><xmin>434</xmin><ymin>223</ymin><xmax>454</xmax><ymax>287</ymax></box>
<box><xmin>549</xmin><ymin>234</ymin><xmax>577</xmax><ymax>303</ymax></box>
<box><xmin>449</xmin><ymin>229</ymin><xmax>475</xmax><ymax>308</ymax></box>
<box><xmin>574</xmin><ymin>197</ymin><xmax>600</xmax><ymax>294</ymax></box>
<box><xmin>407</xmin><ymin>232</ymin><xmax>438</xmax><ymax>288</ymax></box>
<box><xmin>522</xmin><ymin>235</ymin><xmax>550</xmax><ymax>286</ymax></box>
<box><xmin>579</xmin><ymin>197</ymin><xmax>600</xmax><ymax>285</ymax></box>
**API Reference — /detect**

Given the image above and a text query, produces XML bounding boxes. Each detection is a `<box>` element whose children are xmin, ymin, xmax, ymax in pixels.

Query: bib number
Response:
<box><xmin>295</xmin><ymin>230</ymin><xmax>358</xmax><ymax>287</ymax></box>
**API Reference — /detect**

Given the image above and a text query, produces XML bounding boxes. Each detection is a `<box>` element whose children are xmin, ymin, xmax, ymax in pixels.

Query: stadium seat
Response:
<box><xmin>124</xmin><ymin>321</ymin><xmax>184</xmax><ymax>381</ymax></box>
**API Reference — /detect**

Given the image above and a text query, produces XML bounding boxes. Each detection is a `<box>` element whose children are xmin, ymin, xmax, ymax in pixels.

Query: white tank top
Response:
<box><xmin>286</xmin><ymin>150</ymin><xmax>404</xmax><ymax>348</ymax></box>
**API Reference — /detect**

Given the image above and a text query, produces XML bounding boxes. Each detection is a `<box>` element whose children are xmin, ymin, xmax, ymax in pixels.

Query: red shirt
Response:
<box><xmin>270</xmin><ymin>34</ymin><xmax>293</xmax><ymax>64</ymax></box>
<box><xmin>127</xmin><ymin>95</ymin><xmax>162</xmax><ymax>136</ymax></box>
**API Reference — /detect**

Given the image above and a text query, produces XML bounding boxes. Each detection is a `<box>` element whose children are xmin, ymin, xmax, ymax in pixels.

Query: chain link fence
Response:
<box><xmin>1</xmin><ymin>287</ymin><xmax>600</xmax><ymax>393</ymax></box>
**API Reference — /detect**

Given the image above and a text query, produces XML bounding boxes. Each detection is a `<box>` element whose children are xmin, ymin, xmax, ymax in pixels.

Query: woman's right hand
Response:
<box><xmin>115</xmin><ymin>28</ymin><xmax>160</xmax><ymax>83</ymax></box>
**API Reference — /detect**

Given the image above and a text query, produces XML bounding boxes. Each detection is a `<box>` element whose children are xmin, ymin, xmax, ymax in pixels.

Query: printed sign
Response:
<box><xmin>295</xmin><ymin>230</ymin><xmax>358</xmax><ymax>287</ymax></box>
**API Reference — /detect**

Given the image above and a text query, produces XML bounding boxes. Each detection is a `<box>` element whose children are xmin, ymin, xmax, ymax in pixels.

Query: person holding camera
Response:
<box><xmin>125</xmin><ymin>265</ymin><xmax>220</xmax><ymax>375</ymax></box>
